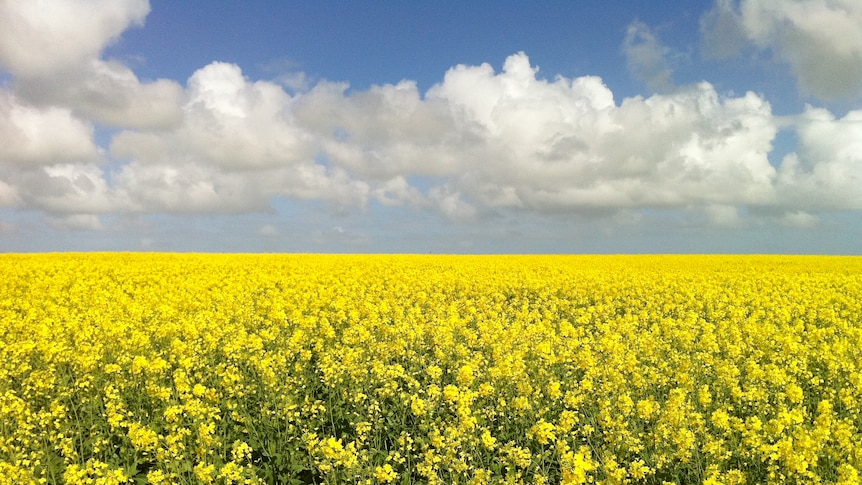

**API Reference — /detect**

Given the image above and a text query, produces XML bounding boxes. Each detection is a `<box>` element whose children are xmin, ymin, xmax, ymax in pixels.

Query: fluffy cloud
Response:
<box><xmin>700</xmin><ymin>0</ymin><xmax>749</xmax><ymax>59</ymax></box>
<box><xmin>0</xmin><ymin>4</ymin><xmax>858</xmax><ymax>231</ymax></box>
<box><xmin>0</xmin><ymin>90</ymin><xmax>107</xmax><ymax>213</ymax></box>
<box><xmin>701</xmin><ymin>0</ymin><xmax>862</xmax><ymax>100</ymax></box>
<box><xmin>112</xmin><ymin>62</ymin><xmax>312</xmax><ymax>169</ymax></box>
<box><xmin>0</xmin><ymin>91</ymin><xmax>100</xmax><ymax>166</ymax></box>
<box><xmin>622</xmin><ymin>21</ymin><xmax>676</xmax><ymax>93</ymax></box>
<box><xmin>420</xmin><ymin>53</ymin><xmax>778</xmax><ymax>212</ymax></box>
<box><xmin>3</xmin><ymin>0</ymin><xmax>860</xmax><ymax>251</ymax></box>
<box><xmin>0</xmin><ymin>0</ymin><xmax>182</xmax><ymax>128</ymax></box>
<box><xmin>777</xmin><ymin>107</ymin><xmax>862</xmax><ymax>210</ymax></box>
<box><xmin>294</xmin><ymin>79</ymin><xmax>471</xmax><ymax>180</ymax></box>
<box><xmin>15</xmin><ymin>60</ymin><xmax>183</xmax><ymax>128</ymax></box>
<box><xmin>0</xmin><ymin>179</ymin><xmax>18</xmax><ymax>208</ymax></box>
<box><xmin>15</xmin><ymin>163</ymin><xmax>119</xmax><ymax>214</ymax></box>
<box><xmin>0</xmin><ymin>0</ymin><xmax>149</xmax><ymax>77</ymax></box>
<box><xmin>109</xmin><ymin>62</ymin><xmax>371</xmax><ymax>214</ymax></box>
<box><xmin>106</xmin><ymin>53</ymin><xmax>785</xmax><ymax>220</ymax></box>
<box><xmin>705</xmin><ymin>204</ymin><xmax>745</xmax><ymax>227</ymax></box>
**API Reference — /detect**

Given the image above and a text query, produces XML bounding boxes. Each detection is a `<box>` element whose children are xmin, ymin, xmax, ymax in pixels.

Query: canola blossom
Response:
<box><xmin>1</xmin><ymin>254</ymin><xmax>861</xmax><ymax>484</ymax></box>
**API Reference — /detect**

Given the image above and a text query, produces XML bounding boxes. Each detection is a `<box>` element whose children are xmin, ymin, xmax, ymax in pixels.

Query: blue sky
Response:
<box><xmin>1</xmin><ymin>0</ymin><xmax>860</xmax><ymax>253</ymax></box>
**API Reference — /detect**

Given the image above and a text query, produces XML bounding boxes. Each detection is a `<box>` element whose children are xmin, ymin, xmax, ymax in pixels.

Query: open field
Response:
<box><xmin>1</xmin><ymin>254</ymin><xmax>861</xmax><ymax>484</ymax></box>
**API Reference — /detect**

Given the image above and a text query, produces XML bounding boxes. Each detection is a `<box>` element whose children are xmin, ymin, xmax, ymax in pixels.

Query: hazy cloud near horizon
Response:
<box><xmin>0</xmin><ymin>0</ymin><xmax>860</xmax><ymax>251</ymax></box>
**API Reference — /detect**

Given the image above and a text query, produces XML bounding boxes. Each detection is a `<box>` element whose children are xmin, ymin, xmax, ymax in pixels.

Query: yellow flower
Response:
<box><xmin>785</xmin><ymin>383</ymin><xmax>804</xmax><ymax>404</ymax></box>
<box><xmin>527</xmin><ymin>419</ymin><xmax>556</xmax><ymax>445</ymax></box>
<box><xmin>194</xmin><ymin>462</ymin><xmax>216</xmax><ymax>483</ymax></box>
<box><xmin>561</xmin><ymin>446</ymin><xmax>595</xmax><ymax>485</ymax></box>
<box><xmin>628</xmin><ymin>459</ymin><xmax>652</xmax><ymax>480</ymax></box>
<box><xmin>410</xmin><ymin>395</ymin><xmax>427</xmax><ymax>416</ymax></box>
<box><xmin>427</xmin><ymin>365</ymin><xmax>442</xmax><ymax>380</ymax></box>
<box><xmin>457</xmin><ymin>364</ymin><xmax>475</xmax><ymax>386</ymax></box>
<box><xmin>375</xmin><ymin>464</ymin><xmax>397</xmax><ymax>483</ymax></box>
<box><xmin>480</xmin><ymin>428</ymin><xmax>497</xmax><ymax>450</ymax></box>
<box><xmin>443</xmin><ymin>384</ymin><xmax>459</xmax><ymax>403</ymax></box>
<box><xmin>320</xmin><ymin>437</ymin><xmax>344</xmax><ymax>460</ymax></box>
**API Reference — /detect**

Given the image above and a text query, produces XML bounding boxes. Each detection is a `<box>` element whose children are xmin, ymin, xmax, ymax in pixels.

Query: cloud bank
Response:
<box><xmin>0</xmin><ymin>0</ymin><xmax>860</xmax><ymax>241</ymax></box>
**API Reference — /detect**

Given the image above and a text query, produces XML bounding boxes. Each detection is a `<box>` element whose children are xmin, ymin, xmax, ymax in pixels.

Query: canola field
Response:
<box><xmin>1</xmin><ymin>254</ymin><xmax>861</xmax><ymax>485</ymax></box>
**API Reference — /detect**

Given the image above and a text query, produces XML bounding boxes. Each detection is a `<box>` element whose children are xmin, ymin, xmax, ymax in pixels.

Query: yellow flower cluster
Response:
<box><xmin>1</xmin><ymin>253</ymin><xmax>861</xmax><ymax>484</ymax></box>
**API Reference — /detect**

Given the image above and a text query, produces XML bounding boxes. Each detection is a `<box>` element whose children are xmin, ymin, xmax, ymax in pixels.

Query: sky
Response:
<box><xmin>0</xmin><ymin>0</ymin><xmax>861</xmax><ymax>254</ymax></box>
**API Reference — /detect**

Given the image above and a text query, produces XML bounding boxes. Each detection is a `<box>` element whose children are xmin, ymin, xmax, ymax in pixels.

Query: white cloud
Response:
<box><xmin>112</xmin><ymin>62</ymin><xmax>313</xmax><ymax>168</ymax></box>
<box><xmin>0</xmin><ymin>89</ymin><xmax>116</xmax><ymax>215</ymax></box>
<box><xmin>701</xmin><ymin>0</ymin><xmax>862</xmax><ymax>99</ymax></box>
<box><xmin>0</xmin><ymin>0</ymin><xmax>182</xmax><ymax>129</ymax></box>
<box><xmin>0</xmin><ymin>91</ymin><xmax>100</xmax><ymax>165</ymax></box>
<box><xmin>108</xmin><ymin>62</ymin><xmax>376</xmax><ymax>214</ymax></box>
<box><xmin>0</xmin><ymin>22</ymin><xmax>857</xmax><ymax>234</ymax></box>
<box><xmin>777</xmin><ymin>107</ymin><xmax>862</xmax><ymax>210</ymax></box>
<box><xmin>700</xmin><ymin>0</ymin><xmax>748</xmax><ymax>59</ymax></box>
<box><xmin>14</xmin><ymin>59</ymin><xmax>183</xmax><ymax>129</ymax></box>
<box><xmin>371</xmin><ymin>176</ymin><xmax>426</xmax><ymax>207</ymax></box>
<box><xmin>0</xmin><ymin>179</ymin><xmax>18</xmax><ymax>208</ymax></box>
<box><xmin>705</xmin><ymin>204</ymin><xmax>745</xmax><ymax>227</ymax></box>
<box><xmin>0</xmin><ymin>0</ymin><xmax>149</xmax><ymax>77</ymax></box>
<box><xmin>296</xmin><ymin>78</ymin><xmax>468</xmax><ymax>180</ymax></box>
<box><xmin>622</xmin><ymin>21</ymin><xmax>675</xmax><ymax>93</ymax></box>
<box><xmin>419</xmin><ymin>54</ymin><xmax>777</xmax><ymax>213</ymax></box>
<box><xmin>111</xmin><ymin>161</ymin><xmax>267</xmax><ymax>214</ymax></box>
<box><xmin>428</xmin><ymin>186</ymin><xmax>477</xmax><ymax>222</ymax></box>
<box><xmin>278</xmin><ymin>71</ymin><xmax>311</xmax><ymax>93</ymax></box>
<box><xmin>18</xmin><ymin>163</ymin><xmax>119</xmax><ymax>213</ymax></box>
<box><xmin>53</xmin><ymin>52</ymin><xmax>808</xmax><ymax>224</ymax></box>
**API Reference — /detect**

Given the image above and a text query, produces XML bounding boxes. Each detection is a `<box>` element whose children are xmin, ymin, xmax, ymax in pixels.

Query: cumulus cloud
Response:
<box><xmin>0</xmin><ymin>179</ymin><xmax>19</xmax><ymax>208</ymax></box>
<box><xmin>15</xmin><ymin>60</ymin><xmax>183</xmax><ymax>128</ymax></box>
<box><xmin>700</xmin><ymin>0</ymin><xmax>748</xmax><ymax>59</ymax></box>
<box><xmin>705</xmin><ymin>204</ymin><xmax>745</xmax><ymax>227</ymax></box>
<box><xmin>371</xmin><ymin>176</ymin><xmax>426</xmax><ymax>207</ymax></box>
<box><xmin>0</xmin><ymin>91</ymin><xmax>100</xmax><ymax>165</ymax></box>
<box><xmin>777</xmin><ymin>107</ymin><xmax>862</xmax><ymax>210</ymax></box>
<box><xmin>0</xmin><ymin>3</ymin><xmax>859</xmax><ymax>234</ymax></box>
<box><xmin>428</xmin><ymin>186</ymin><xmax>477</xmax><ymax>222</ymax></box>
<box><xmin>0</xmin><ymin>0</ymin><xmax>182</xmax><ymax>128</ymax></box>
<box><xmin>295</xmin><ymin>79</ymin><xmax>471</xmax><ymax>180</ymax></box>
<box><xmin>111</xmin><ymin>62</ymin><xmax>312</xmax><ymax>169</ymax></box>
<box><xmin>701</xmin><ymin>0</ymin><xmax>862</xmax><ymax>100</ymax></box>
<box><xmin>103</xmin><ymin>62</ymin><xmax>368</xmax><ymax>214</ymax></box>
<box><xmin>0</xmin><ymin>0</ymin><xmax>149</xmax><ymax>77</ymax></box>
<box><xmin>105</xmin><ymin>53</ymin><xmax>788</xmax><ymax>221</ymax></box>
<box><xmin>419</xmin><ymin>53</ymin><xmax>778</xmax><ymax>213</ymax></box>
<box><xmin>0</xmin><ymin>90</ymin><xmax>112</xmax><ymax>214</ymax></box>
<box><xmin>15</xmin><ymin>163</ymin><xmax>120</xmax><ymax>214</ymax></box>
<box><xmin>622</xmin><ymin>21</ymin><xmax>676</xmax><ymax>93</ymax></box>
